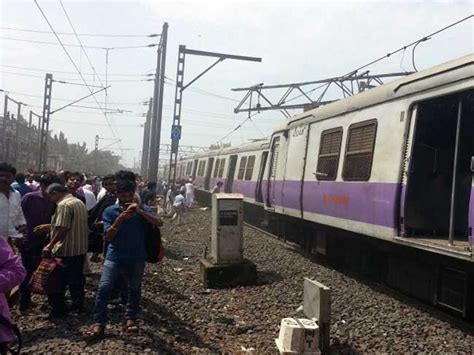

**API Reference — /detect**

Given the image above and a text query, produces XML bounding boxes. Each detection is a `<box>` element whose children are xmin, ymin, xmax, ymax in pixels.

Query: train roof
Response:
<box><xmin>180</xmin><ymin>139</ymin><xmax>270</xmax><ymax>161</ymax></box>
<box><xmin>273</xmin><ymin>54</ymin><xmax>474</xmax><ymax>131</ymax></box>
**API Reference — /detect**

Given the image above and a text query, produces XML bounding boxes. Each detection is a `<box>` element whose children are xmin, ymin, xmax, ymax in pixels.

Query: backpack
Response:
<box><xmin>145</xmin><ymin>226</ymin><xmax>164</xmax><ymax>264</ymax></box>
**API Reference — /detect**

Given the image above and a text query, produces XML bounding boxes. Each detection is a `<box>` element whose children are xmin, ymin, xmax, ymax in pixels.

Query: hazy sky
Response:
<box><xmin>1</xmin><ymin>0</ymin><xmax>473</xmax><ymax>167</ymax></box>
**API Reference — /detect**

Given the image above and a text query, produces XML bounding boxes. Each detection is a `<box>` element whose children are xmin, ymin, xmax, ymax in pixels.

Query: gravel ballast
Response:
<box><xmin>15</xmin><ymin>208</ymin><xmax>474</xmax><ymax>353</ymax></box>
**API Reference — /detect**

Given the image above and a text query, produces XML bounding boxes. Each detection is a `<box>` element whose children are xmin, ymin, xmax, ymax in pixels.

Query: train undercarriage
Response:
<box><xmin>196</xmin><ymin>190</ymin><xmax>474</xmax><ymax>321</ymax></box>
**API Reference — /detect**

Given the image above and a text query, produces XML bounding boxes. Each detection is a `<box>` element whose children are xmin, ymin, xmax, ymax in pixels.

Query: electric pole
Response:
<box><xmin>167</xmin><ymin>46</ymin><xmax>261</xmax><ymax>183</ymax></box>
<box><xmin>38</xmin><ymin>73</ymin><xmax>53</xmax><ymax>171</ymax></box>
<box><xmin>147</xmin><ymin>22</ymin><xmax>168</xmax><ymax>182</ymax></box>
<box><xmin>140</xmin><ymin>98</ymin><xmax>152</xmax><ymax>178</ymax></box>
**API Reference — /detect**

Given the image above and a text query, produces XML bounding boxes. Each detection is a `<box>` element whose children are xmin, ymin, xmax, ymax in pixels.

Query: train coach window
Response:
<box><xmin>218</xmin><ymin>159</ymin><xmax>226</xmax><ymax>178</ymax></box>
<box><xmin>197</xmin><ymin>160</ymin><xmax>204</xmax><ymax>176</ymax></box>
<box><xmin>238</xmin><ymin>157</ymin><xmax>247</xmax><ymax>180</ymax></box>
<box><xmin>342</xmin><ymin>120</ymin><xmax>377</xmax><ymax>181</ymax></box>
<box><xmin>317</xmin><ymin>127</ymin><xmax>343</xmax><ymax>180</ymax></box>
<box><xmin>245</xmin><ymin>155</ymin><xmax>256</xmax><ymax>180</ymax></box>
<box><xmin>213</xmin><ymin>159</ymin><xmax>220</xmax><ymax>177</ymax></box>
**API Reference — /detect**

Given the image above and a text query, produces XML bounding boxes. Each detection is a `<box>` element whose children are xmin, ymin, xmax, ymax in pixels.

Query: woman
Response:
<box><xmin>0</xmin><ymin>236</ymin><xmax>26</xmax><ymax>354</ymax></box>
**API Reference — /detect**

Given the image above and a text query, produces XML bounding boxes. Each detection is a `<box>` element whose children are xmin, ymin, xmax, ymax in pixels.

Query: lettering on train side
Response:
<box><xmin>322</xmin><ymin>194</ymin><xmax>349</xmax><ymax>205</ymax></box>
<box><xmin>291</xmin><ymin>125</ymin><xmax>307</xmax><ymax>137</ymax></box>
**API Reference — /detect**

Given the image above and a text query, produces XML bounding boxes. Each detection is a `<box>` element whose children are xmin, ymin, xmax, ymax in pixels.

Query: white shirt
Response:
<box><xmin>96</xmin><ymin>187</ymin><xmax>107</xmax><ymax>202</ymax></box>
<box><xmin>173</xmin><ymin>195</ymin><xmax>185</xmax><ymax>208</ymax></box>
<box><xmin>0</xmin><ymin>188</ymin><xmax>26</xmax><ymax>238</ymax></box>
<box><xmin>82</xmin><ymin>188</ymin><xmax>97</xmax><ymax>211</ymax></box>
<box><xmin>185</xmin><ymin>182</ymin><xmax>194</xmax><ymax>194</ymax></box>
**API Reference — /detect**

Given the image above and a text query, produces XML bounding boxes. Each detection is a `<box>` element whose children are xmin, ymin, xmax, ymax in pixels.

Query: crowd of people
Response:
<box><xmin>0</xmin><ymin>161</ymin><xmax>217</xmax><ymax>351</ymax></box>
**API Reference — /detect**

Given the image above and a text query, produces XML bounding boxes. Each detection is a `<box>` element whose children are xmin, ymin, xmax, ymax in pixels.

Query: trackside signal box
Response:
<box><xmin>211</xmin><ymin>193</ymin><xmax>244</xmax><ymax>263</ymax></box>
<box><xmin>200</xmin><ymin>193</ymin><xmax>257</xmax><ymax>288</ymax></box>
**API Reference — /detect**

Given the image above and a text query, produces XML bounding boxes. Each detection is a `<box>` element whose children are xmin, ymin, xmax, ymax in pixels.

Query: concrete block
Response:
<box><xmin>200</xmin><ymin>258</ymin><xmax>257</xmax><ymax>288</ymax></box>
<box><xmin>277</xmin><ymin>318</ymin><xmax>303</xmax><ymax>352</ymax></box>
<box><xmin>298</xmin><ymin>318</ymin><xmax>319</xmax><ymax>353</ymax></box>
<box><xmin>303</xmin><ymin>277</ymin><xmax>331</xmax><ymax>322</ymax></box>
<box><xmin>275</xmin><ymin>318</ymin><xmax>320</xmax><ymax>354</ymax></box>
<box><xmin>303</xmin><ymin>278</ymin><xmax>331</xmax><ymax>355</ymax></box>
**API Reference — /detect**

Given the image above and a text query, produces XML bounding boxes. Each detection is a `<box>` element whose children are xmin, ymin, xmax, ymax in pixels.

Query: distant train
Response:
<box><xmin>178</xmin><ymin>55</ymin><xmax>474</xmax><ymax>318</ymax></box>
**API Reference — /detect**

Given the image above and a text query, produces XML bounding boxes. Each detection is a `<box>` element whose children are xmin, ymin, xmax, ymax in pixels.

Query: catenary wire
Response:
<box><xmin>0</xmin><ymin>25</ymin><xmax>159</xmax><ymax>38</ymax></box>
<box><xmin>34</xmin><ymin>0</ymin><xmax>120</xmax><ymax>143</ymax></box>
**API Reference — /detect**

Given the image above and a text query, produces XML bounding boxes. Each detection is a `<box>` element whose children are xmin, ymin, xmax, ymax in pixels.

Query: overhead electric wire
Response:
<box><xmin>0</xmin><ymin>36</ymin><xmax>158</xmax><ymax>50</ymax></box>
<box><xmin>0</xmin><ymin>25</ymin><xmax>159</xmax><ymax>38</ymax></box>
<box><xmin>34</xmin><ymin>0</ymin><xmax>120</xmax><ymax>143</ymax></box>
<box><xmin>164</xmin><ymin>78</ymin><xmax>240</xmax><ymax>103</ymax></box>
<box><xmin>0</xmin><ymin>69</ymin><xmax>147</xmax><ymax>82</ymax></box>
<box><xmin>280</xmin><ymin>14</ymin><xmax>474</xmax><ymax>106</ymax></box>
<box><xmin>215</xmin><ymin>112</ymin><xmax>260</xmax><ymax>144</ymax></box>
<box><xmin>347</xmin><ymin>14</ymin><xmax>473</xmax><ymax>75</ymax></box>
<box><xmin>0</xmin><ymin>64</ymin><xmax>150</xmax><ymax>77</ymax></box>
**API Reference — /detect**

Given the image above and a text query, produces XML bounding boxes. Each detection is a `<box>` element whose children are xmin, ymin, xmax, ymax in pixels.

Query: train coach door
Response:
<box><xmin>255</xmin><ymin>151</ymin><xmax>269</xmax><ymax>203</ymax></box>
<box><xmin>404</xmin><ymin>91</ymin><xmax>474</xmax><ymax>245</ymax></box>
<box><xmin>266</xmin><ymin>135</ymin><xmax>282</xmax><ymax>210</ymax></box>
<box><xmin>225</xmin><ymin>155</ymin><xmax>238</xmax><ymax>193</ymax></box>
<box><xmin>283</xmin><ymin>123</ymin><xmax>309</xmax><ymax>218</ymax></box>
<box><xmin>204</xmin><ymin>157</ymin><xmax>214</xmax><ymax>190</ymax></box>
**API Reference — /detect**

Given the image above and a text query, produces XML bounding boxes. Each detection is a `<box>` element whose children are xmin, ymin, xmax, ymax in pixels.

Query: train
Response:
<box><xmin>177</xmin><ymin>54</ymin><xmax>474</xmax><ymax>319</ymax></box>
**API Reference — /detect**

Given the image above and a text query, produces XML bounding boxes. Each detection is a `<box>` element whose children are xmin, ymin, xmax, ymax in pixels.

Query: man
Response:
<box><xmin>37</xmin><ymin>183</ymin><xmax>88</xmax><ymax>318</ymax></box>
<box><xmin>171</xmin><ymin>189</ymin><xmax>186</xmax><ymax>225</ymax></box>
<box><xmin>18</xmin><ymin>172</ymin><xmax>61</xmax><ymax>313</ymax></box>
<box><xmin>141</xmin><ymin>181</ymin><xmax>157</xmax><ymax>206</ymax></box>
<box><xmin>0</xmin><ymin>163</ymin><xmax>26</xmax><ymax>241</ymax></box>
<box><xmin>11</xmin><ymin>173</ymin><xmax>32</xmax><ymax>197</ymax></box>
<box><xmin>64</xmin><ymin>171</ymin><xmax>87</xmax><ymax>205</ymax></box>
<box><xmin>88</xmin><ymin>174</ymin><xmax>117</xmax><ymax>261</ymax></box>
<box><xmin>184</xmin><ymin>178</ymin><xmax>195</xmax><ymax>208</ymax></box>
<box><xmin>211</xmin><ymin>181</ymin><xmax>223</xmax><ymax>194</ymax></box>
<box><xmin>25</xmin><ymin>172</ymin><xmax>40</xmax><ymax>191</ymax></box>
<box><xmin>88</xmin><ymin>179</ymin><xmax>162</xmax><ymax>339</ymax></box>
<box><xmin>82</xmin><ymin>177</ymin><xmax>98</xmax><ymax>211</ymax></box>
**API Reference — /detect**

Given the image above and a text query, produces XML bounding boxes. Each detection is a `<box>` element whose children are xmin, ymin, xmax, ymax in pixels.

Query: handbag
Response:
<box><xmin>145</xmin><ymin>226</ymin><xmax>164</xmax><ymax>264</ymax></box>
<box><xmin>31</xmin><ymin>258</ymin><xmax>64</xmax><ymax>295</ymax></box>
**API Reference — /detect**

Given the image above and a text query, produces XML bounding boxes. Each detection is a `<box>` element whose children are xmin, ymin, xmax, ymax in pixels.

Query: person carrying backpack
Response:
<box><xmin>86</xmin><ymin>179</ymin><xmax>162</xmax><ymax>340</ymax></box>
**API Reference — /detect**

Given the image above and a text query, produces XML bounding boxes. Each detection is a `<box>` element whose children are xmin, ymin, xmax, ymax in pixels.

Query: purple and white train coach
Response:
<box><xmin>179</xmin><ymin>55</ymin><xmax>474</xmax><ymax>318</ymax></box>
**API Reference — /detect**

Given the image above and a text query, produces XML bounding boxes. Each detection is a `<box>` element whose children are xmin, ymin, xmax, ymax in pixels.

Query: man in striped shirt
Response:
<box><xmin>37</xmin><ymin>183</ymin><xmax>88</xmax><ymax>318</ymax></box>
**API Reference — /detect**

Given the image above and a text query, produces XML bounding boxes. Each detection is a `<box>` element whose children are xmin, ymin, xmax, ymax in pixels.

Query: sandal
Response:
<box><xmin>84</xmin><ymin>325</ymin><xmax>105</xmax><ymax>342</ymax></box>
<box><xmin>124</xmin><ymin>319</ymin><xmax>139</xmax><ymax>332</ymax></box>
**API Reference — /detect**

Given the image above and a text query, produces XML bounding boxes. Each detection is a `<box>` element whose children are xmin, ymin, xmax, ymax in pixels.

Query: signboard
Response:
<box><xmin>219</xmin><ymin>210</ymin><xmax>238</xmax><ymax>226</ymax></box>
<box><xmin>171</xmin><ymin>125</ymin><xmax>182</xmax><ymax>140</ymax></box>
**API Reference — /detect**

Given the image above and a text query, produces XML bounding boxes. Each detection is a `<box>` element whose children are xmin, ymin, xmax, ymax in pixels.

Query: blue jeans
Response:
<box><xmin>93</xmin><ymin>259</ymin><xmax>145</xmax><ymax>325</ymax></box>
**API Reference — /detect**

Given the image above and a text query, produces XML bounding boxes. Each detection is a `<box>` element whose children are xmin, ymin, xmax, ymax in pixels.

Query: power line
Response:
<box><xmin>0</xmin><ymin>69</ymin><xmax>149</xmax><ymax>82</ymax></box>
<box><xmin>0</xmin><ymin>25</ymin><xmax>160</xmax><ymax>38</ymax></box>
<box><xmin>51</xmin><ymin>118</ymin><xmax>142</xmax><ymax>127</ymax></box>
<box><xmin>215</xmin><ymin>112</ymin><xmax>261</xmax><ymax>143</ymax></box>
<box><xmin>0</xmin><ymin>35</ymin><xmax>158</xmax><ymax>50</ymax></box>
<box><xmin>34</xmin><ymin>0</ymin><xmax>120</xmax><ymax>144</ymax></box>
<box><xmin>348</xmin><ymin>14</ymin><xmax>473</xmax><ymax>75</ymax></box>
<box><xmin>164</xmin><ymin>78</ymin><xmax>240</xmax><ymax>103</ymax></box>
<box><xmin>0</xmin><ymin>63</ymin><xmax>150</xmax><ymax>77</ymax></box>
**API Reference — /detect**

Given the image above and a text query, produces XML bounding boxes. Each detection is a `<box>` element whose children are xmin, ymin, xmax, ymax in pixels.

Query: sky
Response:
<box><xmin>1</xmin><ymin>0</ymin><xmax>473</xmax><ymax>168</ymax></box>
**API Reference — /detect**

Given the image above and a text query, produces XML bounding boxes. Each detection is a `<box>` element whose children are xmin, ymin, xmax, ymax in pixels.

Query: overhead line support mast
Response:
<box><xmin>168</xmin><ymin>46</ymin><xmax>261</xmax><ymax>183</ymax></box>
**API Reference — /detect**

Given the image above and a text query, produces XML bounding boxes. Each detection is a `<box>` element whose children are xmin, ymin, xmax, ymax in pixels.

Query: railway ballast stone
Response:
<box><xmin>14</xmin><ymin>208</ymin><xmax>474</xmax><ymax>353</ymax></box>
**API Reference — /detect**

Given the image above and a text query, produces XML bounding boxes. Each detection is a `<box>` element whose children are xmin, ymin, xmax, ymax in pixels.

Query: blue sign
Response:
<box><xmin>171</xmin><ymin>125</ymin><xmax>182</xmax><ymax>140</ymax></box>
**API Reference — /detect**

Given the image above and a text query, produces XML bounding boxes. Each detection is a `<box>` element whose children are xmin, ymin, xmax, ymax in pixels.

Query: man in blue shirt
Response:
<box><xmin>89</xmin><ymin>178</ymin><xmax>162</xmax><ymax>339</ymax></box>
<box><xmin>11</xmin><ymin>173</ymin><xmax>32</xmax><ymax>197</ymax></box>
